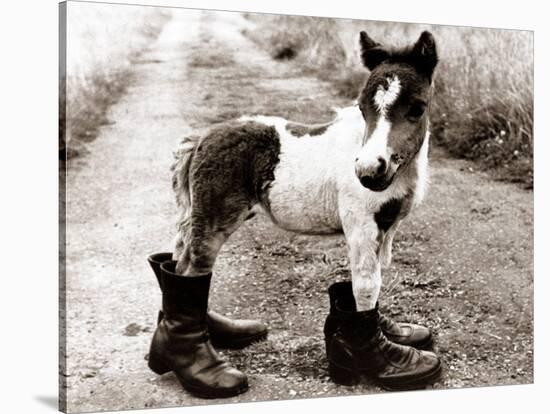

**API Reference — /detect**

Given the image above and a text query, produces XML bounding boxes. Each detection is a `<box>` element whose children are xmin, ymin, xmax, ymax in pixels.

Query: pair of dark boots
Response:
<box><xmin>324</xmin><ymin>282</ymin><xmax>442</xmax><ymax>390</ymax></box>
<box><xmin>147</xmin><ymin>253</ymin><xmax>440</xmax><ymax>398</ymax></box>
<box><xmin>147</xmin><ymin>253</ymin><xmax>267</xmax><ymax>398</ymax></box>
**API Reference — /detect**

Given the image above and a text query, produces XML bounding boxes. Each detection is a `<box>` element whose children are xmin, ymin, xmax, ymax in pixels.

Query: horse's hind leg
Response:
<box><xmin>150</xmin><ymin>198</ymin><xmax>251</xmax><ymax>398</ymax></box>
<box><xmin>175</xmin><ymin>196</ymin><xmax>251</xmax><ymax>276</ymax></box>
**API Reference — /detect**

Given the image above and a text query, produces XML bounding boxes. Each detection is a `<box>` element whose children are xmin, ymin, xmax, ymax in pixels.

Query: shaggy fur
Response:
<box><xmin>170</xmin><ymin>30</ymin><xmax>438</xmax><ymax>312</ymax></box>
<box><xmin>172</xmin><ymin>122</ymin><xmax>280</xmax><ymax>274</ymax></box>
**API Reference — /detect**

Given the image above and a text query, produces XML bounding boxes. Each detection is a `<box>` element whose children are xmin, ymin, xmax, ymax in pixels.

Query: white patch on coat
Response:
<box><xmin>240</xmin><ymin>104</ymin><xmax>427</xmax><ymax>235</ymax></box>
<box><xmin>374</xmin><ymin>76</ymin><xmax>401</xmax><ymax>115</ymax></box>
<box><xmin>241</xmin><ymin>107</ymin><xmax>363</xmax><ymax>233</ymax></box>
<box><xmin>355</xmin><ymin>76</ymin><xmax>402</xmax><ymax>176</ymax></box>
<box><xmin>355</xmin><ymin>116</ymin><xmax>392</xmax><ymax>177</ymax></box>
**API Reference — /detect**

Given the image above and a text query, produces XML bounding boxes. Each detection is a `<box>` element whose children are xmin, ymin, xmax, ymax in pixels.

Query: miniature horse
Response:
<box><xmin>172</xmin><ymin>31</ymin><xmax>437</xmax><ymax>313</ymax></box>
<box><xmin>148</xmin><ymin>30</ymin><xmax>441</xmax><ymax>397</ymax></box>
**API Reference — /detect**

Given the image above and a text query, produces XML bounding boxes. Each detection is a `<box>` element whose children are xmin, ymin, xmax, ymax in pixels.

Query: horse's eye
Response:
<box><xmin>406</xmin><ymin>102</ymin><xmax>426</xmax><ymax>121</ymax></box>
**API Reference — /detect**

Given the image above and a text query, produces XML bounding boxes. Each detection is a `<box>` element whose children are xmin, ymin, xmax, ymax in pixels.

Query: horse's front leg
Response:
<box><xmin>332</xmin><ymin>210</ymin><xmax>441</xmax><ymax>390</ymax></box>
<box><xmin>379</xmin><ymin>220</ymin><xmax>400</xmax><ymax>269</ymax></box>
<box><xmin>342</xmin><ymin>214</ymin><xmax>382</xmax><ymax>311</ymax></box>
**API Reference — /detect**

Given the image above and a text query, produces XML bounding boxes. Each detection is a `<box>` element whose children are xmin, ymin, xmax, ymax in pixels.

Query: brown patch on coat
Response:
<box><xmin>175</xmin><ymin>121</ymin><xmax>281</xmax><ymax>274</ymax></box>
<box><xmin>189</xmin><ymin>121</ymin><xmax>281</xmax><ymax>214</ymax></box>
<box><xmin>374</xmin><ymin>192</ymin><xmax>414</xmax><ymax>232</ymax></box>
<box><xmin>285</xmin><ymin>121</ymin><xmax>333</xmax><ymax>138</ymax></box>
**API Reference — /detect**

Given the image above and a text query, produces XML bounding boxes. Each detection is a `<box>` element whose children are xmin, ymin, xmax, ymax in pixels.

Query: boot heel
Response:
<box><xmin>148</xmin><ymin>352</ymin><xmax>171</xmax><ymax>375</ymax></box>
<box><xmin>328</xmin><ymin>361</ymin><xmax>360</xmax><ymax>386</ymax></box>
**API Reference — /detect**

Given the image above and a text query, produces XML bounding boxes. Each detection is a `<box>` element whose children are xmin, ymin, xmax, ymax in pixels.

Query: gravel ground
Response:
<box><xmin>62</xmin><ymin>9</ymin><xmax>533</xmax><ymax>413</ymax></box>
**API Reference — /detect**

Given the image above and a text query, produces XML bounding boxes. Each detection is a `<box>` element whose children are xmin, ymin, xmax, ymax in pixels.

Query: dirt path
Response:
<box><xmin>64</xmin><ymin>10</ymin><xmax>533</xmax><ymax>413</ymax></box>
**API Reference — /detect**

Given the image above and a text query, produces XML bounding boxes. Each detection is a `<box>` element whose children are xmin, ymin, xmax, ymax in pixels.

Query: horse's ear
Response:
<box><xmin>359</xmin><ymin>31</ymin><xmax>389</xmax><ymax>71</ymax></box>
<box><xmin>411</xmin><ymin>31</ymin><xmax>438</xmax><ymax>78</ymax></box>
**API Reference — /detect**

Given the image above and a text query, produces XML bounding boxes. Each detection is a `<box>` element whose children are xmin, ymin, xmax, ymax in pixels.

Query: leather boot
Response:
<box><xmin>324</xmin><ymin>281</ymin><xmax>432</xmax><ymax>352</ymax></box>
<box><xmin>147</xmin><ymin>260</ymin><xmax>248</xmax><ymax>398</ymax></box>
<box><xmin>325</xmin><ymin>284</ymin><xmax>442</xmax><ymax>390</ymax></box>
<box><xmin>148</xmin><ymin>253</ymin><xmax>268</xmax><ymax>349</ymax></box>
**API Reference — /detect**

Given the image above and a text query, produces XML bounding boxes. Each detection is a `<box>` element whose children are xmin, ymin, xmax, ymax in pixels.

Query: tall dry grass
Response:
<box><xmin>60</xmin><ymin>2</ymin><xmax>170</xmax><ymax>159</ymax></box>
<box><xmin>245</xmin><ymin>14</ymin><xmax>533</xmax><ymax>187</ymax></box>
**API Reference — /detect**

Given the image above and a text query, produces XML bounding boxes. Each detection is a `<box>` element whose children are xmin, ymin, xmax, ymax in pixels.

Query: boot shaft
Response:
<box><xmin>147</xmin><ymin>257</ymin><xmax>249</xmax><ymax>398</ymax></box>
<box><xmin>325</xmin><ymin>281</ymin><xmax>379</xmax><ymax>344</ymax></box>
<box><xmin>328</xmin><ymin>281</ymin><xmax>357</xmax><ymax>313</ymax></box>
<box><xmin>159</xmin><ymin>260</ymin><xmax>212</xmax><ymax>318</ymax></box>
<box><xmin>148</xmin><ymin>252</ymin><xmax>173</xmax><ymax>289</ymax></box>
<box><xmin>148</xmin><ymin>253</ymin><xmax>210</xmax><ymax>322</ymax></box>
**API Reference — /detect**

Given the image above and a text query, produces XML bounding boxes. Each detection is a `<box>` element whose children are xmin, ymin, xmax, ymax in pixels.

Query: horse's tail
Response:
<box><xmin>171</xmin><ymin>135</ymin><xmax>199</xmax><ymax>207</ymax></box>
<box><xmin>171</xmin><ymin>135</ymin><xmax>199</xmax><ymax>243</ymax></box>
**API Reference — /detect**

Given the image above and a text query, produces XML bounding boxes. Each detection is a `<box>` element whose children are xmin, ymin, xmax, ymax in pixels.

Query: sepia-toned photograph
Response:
<box><xmin>59</xmin><ymin>1</ymin><xmax>533</xmax><ymax>412</ymax></box>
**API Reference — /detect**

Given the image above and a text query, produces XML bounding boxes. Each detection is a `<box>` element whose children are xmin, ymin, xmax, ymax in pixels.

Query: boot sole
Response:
<box><xmin>328</xmin><ymin>359</ymin><xmax>442</xmax><ymax>391</ymax></box>
<box><xmin>211</xmin><ymin>331</ymin><xmax>268</xmax><ymax>350</ymax></box>
<box><xmin>174</xmin><ymin>372</ymin><xmax>249</xmax><ymax>399</ymax></box>
<box><xmin>148</xmin><ymin>354</ymin><xmax>249</xmax><ymax>399</ymax></box>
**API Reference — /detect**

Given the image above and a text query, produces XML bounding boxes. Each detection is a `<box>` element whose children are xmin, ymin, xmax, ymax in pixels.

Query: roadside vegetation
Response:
<box><xmin>60</xmin><ymin>3</ymin><xmax>170</xmax><ymax>160</ymax></box>
<box><xmin>244</xmin><ymin>15</ymin><xmax>533</xmax><ymax>187</ymax></box>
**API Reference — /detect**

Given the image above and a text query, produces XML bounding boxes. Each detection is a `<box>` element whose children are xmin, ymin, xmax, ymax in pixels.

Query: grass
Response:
<box><xmin>61</xmin><ymin>70</ymin><xmax>130</xmax><ymax>159</ymax></box>
<box><xmin>244</xmin><ymin>14</ymin><xmax>533</xmax><ymax>187</ymax></box>
<box><xmin>60</xmin><ymin>3</ymin><xmax>171</xmax><ymax>160</ymax></box>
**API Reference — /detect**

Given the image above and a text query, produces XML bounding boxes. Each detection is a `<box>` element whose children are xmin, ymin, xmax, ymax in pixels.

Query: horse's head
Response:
<box><xmin>355</xmin><ymin>30</ymin><xmax>438</xmax><ymax>191</ymax></box>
